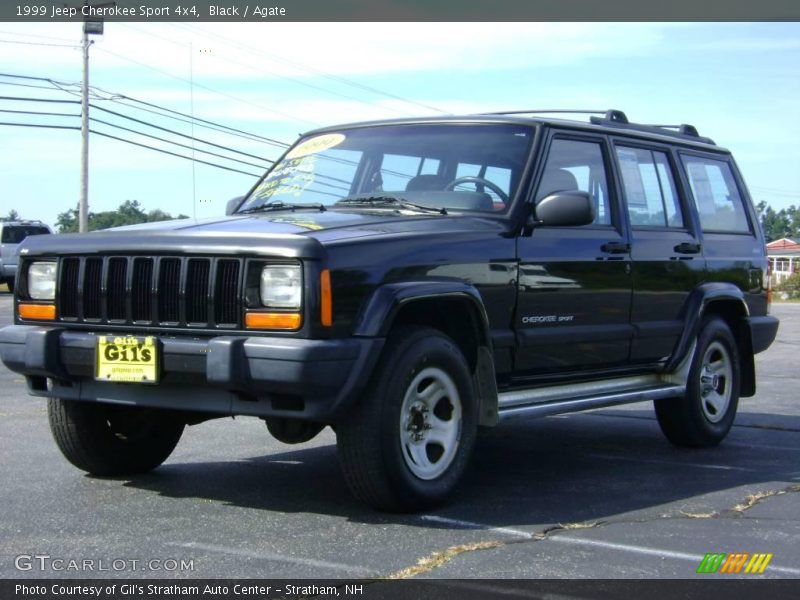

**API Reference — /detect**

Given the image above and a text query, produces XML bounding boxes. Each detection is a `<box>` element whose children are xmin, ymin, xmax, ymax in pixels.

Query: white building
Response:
<box><xmin>767</xmin><ymin>238</ymin><xmax>800</xmax><ymax>285</ymax></box>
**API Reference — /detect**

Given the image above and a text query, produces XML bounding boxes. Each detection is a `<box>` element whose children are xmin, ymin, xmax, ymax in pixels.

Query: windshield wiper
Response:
<box><xmin>335</xmin><ymin>195</ymin><xmax>447</xmax><ymax>215</ymax></box>
<box><xmin>237</xmin><ymin>201</ymin><xmax>327</xmax><ymax>214</ymax></box>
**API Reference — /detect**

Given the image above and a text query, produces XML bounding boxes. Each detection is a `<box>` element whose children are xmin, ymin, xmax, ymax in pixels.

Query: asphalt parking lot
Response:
<box><xmin>0</xmin><ymin>291</ymin><xmax>798</xmax><ymax>580</ymax></box>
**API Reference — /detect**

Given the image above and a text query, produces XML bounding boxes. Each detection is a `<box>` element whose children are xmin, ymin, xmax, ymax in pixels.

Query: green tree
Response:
<box><xmin>776</xmin><ymin>272</ymin><xmax>800</xmax><ymax>299</ymax></box>
<box><xmin>55</xmin><ymin>201</ymin><xmax>188</xmax><ymax>233</ymax></box>
<box><xmin>756</xmin><ymin>201</ymin><xmax>798</xmax><ymax>242</ymax></box>
<box><xmin>5</xmin><ymin>209</ymin><xmax>19</xmax><ymax>221</ymax></box>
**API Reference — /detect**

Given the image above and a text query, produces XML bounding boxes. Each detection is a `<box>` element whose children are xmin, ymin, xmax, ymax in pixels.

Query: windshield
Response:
<box><xmin>238</xmin><ymin>123</ymin><xmax>534</xmax><ymax>214</ymax></box>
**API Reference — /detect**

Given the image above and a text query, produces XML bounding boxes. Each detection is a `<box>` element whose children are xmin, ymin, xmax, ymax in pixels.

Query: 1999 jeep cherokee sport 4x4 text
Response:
<box><xmin>0</xmin><ymin>109</ymin><xmax>779</xmax><ymax>512</ymax></box>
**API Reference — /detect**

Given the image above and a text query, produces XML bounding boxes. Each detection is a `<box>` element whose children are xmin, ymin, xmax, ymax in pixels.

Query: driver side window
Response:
<box><xmin>535</xmin><ymin>139</ymin><xmax>612</xmax><ymax>225</ymax></box>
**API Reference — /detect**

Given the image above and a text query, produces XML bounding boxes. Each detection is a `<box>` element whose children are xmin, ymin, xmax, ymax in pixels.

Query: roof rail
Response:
<box><xmin>646</xmin><ymin>124</ymin><xmax>702</xmax><ymax>137</ymax></box>
<box><xmin>481</xmin><ymin>109</ymin><xmax>625</xmax><ymax>120</ymax></box>
<box><xmin>480</xmin><ymin>108</ymin><xmax>716</xmax><ymax>145</ymax></box>
<box><xmin>589</xmin><ymin>115</ymin><xmax>715</xmax><ymax>145</ymax></box>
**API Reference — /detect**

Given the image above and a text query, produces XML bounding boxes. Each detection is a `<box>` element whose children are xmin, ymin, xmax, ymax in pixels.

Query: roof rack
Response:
<box><xmin>482</xmin><ymin>108</ymin><xmax>620</xmax><ymax>118</ymax></box>
<box><xmin>646</xmin><ymin>124</ymin><xmax>702</xmax><ymax>137</ymax></box>
<box><xmin>483</xmin><ymin>108</ymin><xmax>715</xmax><ymax>145</ymax></box>
<box><xmin>588</xmin><ymin>112</ymin><xmax>715</xmax><ymax>145</ymax></box>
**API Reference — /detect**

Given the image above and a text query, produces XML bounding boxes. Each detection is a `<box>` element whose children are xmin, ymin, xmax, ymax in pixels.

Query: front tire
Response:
<box><xmin>48</xmin><ymin>399</ymin><xmax>184</xmax><ymax>475</ymax></box>
<box><xmin>336</xmin><ymin>327</ymin><xmax>478</xmax><ymax>512</ymax></box>
<box><xmin>655</xmin><ymin>317</ymin><xmax>740</xmax><ymax>447</ymax></box>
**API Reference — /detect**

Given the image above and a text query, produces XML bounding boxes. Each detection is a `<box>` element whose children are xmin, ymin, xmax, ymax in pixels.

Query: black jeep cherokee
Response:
<box><xmin>0</xmin><ymin>109</ymin><xmax>779</xmax><ymax>512</ymax></box>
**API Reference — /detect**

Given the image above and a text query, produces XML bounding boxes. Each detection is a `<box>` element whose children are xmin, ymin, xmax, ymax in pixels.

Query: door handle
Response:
<box><xmin>674</xmin><ymin>242</ymin><xmax>702</xmax><ymax>254</ymax></box>
<box><xmin>601</xmin><ymin>241</ymin><xmax>630</xmax><ymax>254</ymax></box>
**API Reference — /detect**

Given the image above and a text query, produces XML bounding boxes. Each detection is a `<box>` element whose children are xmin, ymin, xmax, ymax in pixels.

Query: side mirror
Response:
<box><xmin>533</xmin><ymin>191</ymin><xmax>595</xmax><ymax>227</ymax></box>
<box><xmin>226</xmin><ymin>196</ymin><xmax>244</xmax><ymax>216</ymax></box>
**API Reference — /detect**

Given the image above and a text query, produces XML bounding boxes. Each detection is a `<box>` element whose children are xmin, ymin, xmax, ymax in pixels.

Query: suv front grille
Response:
<box><xmin>57</xmin><ymin>256</ymin><xmax>242</xmax><ymax>328</ymax></box>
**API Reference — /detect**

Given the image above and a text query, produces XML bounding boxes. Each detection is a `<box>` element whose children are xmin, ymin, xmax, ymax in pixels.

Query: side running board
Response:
<box><xmin>497</xmin><ymin>374</ymin><xmax>684</xmax><ymax>422</ymax></box>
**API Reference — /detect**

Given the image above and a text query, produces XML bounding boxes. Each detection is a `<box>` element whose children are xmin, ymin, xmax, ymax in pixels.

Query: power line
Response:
<box><xmin>0</xmin><ymin>95</ymin><xmax>80</xmax><ymax>104</ymax></box>
<box><xmin>108</xmin><ymin>96</ymin><xmax>279</xmax><ymax>148</ymax></box>
<box><xmin>0</xmin><ymin>72</ymin><xmax>293</xmax><ymax>149</ymax></box>
<box><xmin>89</xmin><ymin>103</ymin><xmax>274</xmax><ymax>165</ymax></box>
<box><xmin>0</xmin><ymin>30</ymin><xmax>77</xmax><ymax>43</ymax></box>
<box><xmin>122</xmin><ymin>23</ymin><xmax>418</xmax><ymax>118</ymax></box>
<box><xmin>0</xmin><ymin>122</ymin><xmax>80</xmax><ymax>131</ymax></box>
<box><xmin>0</xmin><ymin>79</ymin><xmax>72</xmax><ymax>92</ymax></box>
<box><xmin>90</xmin><ymin>130</ymin><xmax>261</xmax><ymax>177</ymax></box>
<box><xmin>107</xmin><ymin>94</ymin><xmax>290</xmax><ymax>149</ymax></box>
<box><xmin>0</xmin><ymin>74</ymin><xmax>368</xmax><ymax>185</ymax></box>
<box><xmin>0</xmin><ymin>110</ymin><xmax>263</xmax><ymax>177</ymax></box>
<box><xmin>172</xmin><ymin>23</ymin><xmax>451</xmax><ymax>116</ymax></box>
<box><xmin>0</xmin><ymin>38</ymin><xmax>80</xmax><ymax>49</ymax></box>
<box><xmin>92</xmin><ymin>45</ymin><xmax>322</xmax><ymax>127</ymax></box>
<box><xmin>0</xmin><ymin>108</ymin><xmax>79</xmax><ymax>118</ymax></box>
<box><xmin>0</xmin><ymin>95</ymin><xmax>275</xmax><ymax>170</ymax></box>
<box><xmin>90</xmin><ymin>116</ymin><xmax>269</xmax><ymax>170</ymax></box>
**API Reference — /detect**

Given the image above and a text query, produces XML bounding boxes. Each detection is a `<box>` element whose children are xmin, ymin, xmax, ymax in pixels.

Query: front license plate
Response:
<box><xmin>96</xmin><ymin>335</ymin><xmax>159</xmax><ymax>384</ymax></box>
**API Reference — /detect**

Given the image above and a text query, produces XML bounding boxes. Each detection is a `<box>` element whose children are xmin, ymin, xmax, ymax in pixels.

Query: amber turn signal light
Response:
<box><xmin>18</xmin><ymin>303</ymin><xmax>56</xmax><ymax>321</ymax></box>
<box><xmin>320</xmin><ymin>269</ymin><xmax>332</xmax><ymax>327</ymax></box>
<box><xmin>245</xmin><ymin>312</ymin><xmax>302</xmax><ymax>330</ymax></box>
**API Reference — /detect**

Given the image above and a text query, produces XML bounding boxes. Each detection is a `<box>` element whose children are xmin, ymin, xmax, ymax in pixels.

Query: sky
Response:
<box><xmin>0</xmin><ymin>21</ymin><xmax>798</xmax><ymax>228</ymax></box>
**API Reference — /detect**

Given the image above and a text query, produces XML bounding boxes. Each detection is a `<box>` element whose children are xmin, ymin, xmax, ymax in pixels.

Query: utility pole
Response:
<box><xmin>73</xmin><ymin>1</ymin><xmax>111</xmax><ymax>232</ymax></box>
<box><xmin>79</xmin><ymin>14</ymin><xmax>90</xmax><ymax>233</ymax></box>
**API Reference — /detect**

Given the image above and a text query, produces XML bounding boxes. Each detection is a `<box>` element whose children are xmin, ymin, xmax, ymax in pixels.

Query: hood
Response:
<box><xmin>19</xmin><ymin>210</ymin><xmax>505</xmax><ymax>259</ymax></box>
<box><xmin>107</xmin><ymin>211</ymin><xmax>393</xmax><ymax>238</ymax></box>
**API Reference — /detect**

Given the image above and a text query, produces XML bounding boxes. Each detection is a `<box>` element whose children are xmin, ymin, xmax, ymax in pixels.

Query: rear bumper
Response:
<box><xmin>748</xmin><ymin>315</ymin><xmax>780</xmax><ymax>354</ymax></box>
<box><xmin>0</xmin><ymin>325</ymin><xmax>384</xmax><ymax>421</ymax></box>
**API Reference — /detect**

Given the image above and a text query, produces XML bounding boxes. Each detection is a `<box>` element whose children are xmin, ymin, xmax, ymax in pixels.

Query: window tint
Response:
<box><xmin>535</xmin><ymin>139</ymin><xmax>611</xmax><ymax>225</ymax></box>
<box><xmin>682</xmin><ymin>155</ymin><xmax>751</xmax><ymax>233</ymax></box>
<box><xmin>616</xmin><ymin>146</ymin><xmax>683</xmax><ymax>228</ymax></box>
<box><xmin>1</xmin><ymin>226</ymin><xmax>50</xmax><ymax>243</ymax></box>
<box><xmin>379</xmin><ymin>153</ymin><xmax>419</xmax><ymax>191</ymax></box>
<box><xmin>452</xmin><ymin>164</ymin><xmax>512</xmax><ymax>204</ymax></box>
<box><xmin>241</xmin><ymin>123</ymin><xmax>533</xmax><ymax>213</ymax></box>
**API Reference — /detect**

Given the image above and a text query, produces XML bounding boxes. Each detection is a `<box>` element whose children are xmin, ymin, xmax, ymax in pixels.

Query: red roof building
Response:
<box><xmin>766</xmin><ymin>238</ymin><xmax>800</xmax><ymax>285</ymax></box>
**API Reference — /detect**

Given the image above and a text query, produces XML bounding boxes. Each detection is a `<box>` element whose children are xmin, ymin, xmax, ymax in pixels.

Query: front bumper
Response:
<box><xmin>0</xmin><ymin>325</ymin><xmax>384</xmax><ymax>421</ymax></box>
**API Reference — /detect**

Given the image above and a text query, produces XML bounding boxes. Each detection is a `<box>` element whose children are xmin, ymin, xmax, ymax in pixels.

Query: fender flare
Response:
<box><xmin>352</xmin><ymin>280</ymin><xmax>491</xmax><ymax>344</ymax></box>
<box><xmin>352</xmin><ymin>280</ymin><xmax>499</xmax><ymax>426</ymax></box>
<box><xmin>664</xmin><ymin>282</ymin><xmax>755</xmax><ymax>396</ymax></box>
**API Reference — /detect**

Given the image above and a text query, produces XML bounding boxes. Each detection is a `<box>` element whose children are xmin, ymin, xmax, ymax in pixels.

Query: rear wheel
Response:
<box><xmin>336</xmin><ymin>327</ymin><xmax>477</xmax><ymax>512</ymax></box>
<box><xmin>655</xmin><ymin>317</ymin><xmax>740</xmax><ymax>447</ymax></box>
<box><xmin>48</xmin><ymin>399</ymin><xmax>184</xmax><ymax>475</ymax></box>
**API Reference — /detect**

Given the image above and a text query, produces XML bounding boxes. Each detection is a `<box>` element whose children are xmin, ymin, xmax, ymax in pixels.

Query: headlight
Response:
<box><xmin>259</xmin><ymin>264</ymin><xmax>302</xmax><ymax>309</ymax></box>
<box><xmin>27</xmin><ymin>262</ymin><xmax>57</xmax><ymax>300</ymax></box>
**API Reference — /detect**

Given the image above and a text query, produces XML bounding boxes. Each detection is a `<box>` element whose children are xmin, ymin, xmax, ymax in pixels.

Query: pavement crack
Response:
<box><xmin>393</xmin><ymin>484</ymin><xmax>800</xmax><ymax>578</ymax></box>
<box><xmin>385</xmin><ymin>540</ymin><xmax>504</xmax><ymax>579</ymax></box>
<box><xmin>679</xmin><ymin>510</ymin><xmax>717</xmax><ymax>519</ymax></box>
<box><xmin>559</xmin><ymin>521</ymin><xmax>601</xmax><ymax>530</ymax></box>
<box><xmin>724</xmin><ymin>483</ymin><xmax>800</xmax><ymax>515</ymax></box>
<box><xmin>387</xmin><ymin>520</ymin><xmax>606</xmax><ymax>579</ymax></box>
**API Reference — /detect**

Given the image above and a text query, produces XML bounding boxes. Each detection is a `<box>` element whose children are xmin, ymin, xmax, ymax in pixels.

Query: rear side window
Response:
<box><xmin>681</xmin><ymin>155</ymin><xmax>751</xmax><ymax>233</ymax></box>
<box><xmin>615</xmin><ymin>146</ymin><xmax>683</xmax><ymax>228</ymax></box>
<box><xmin>1</xmin><ymin>226</ymin><xmax>50</xmax><ymax>243</ymax></box>
<box><xmin>535</xmin><ymin>139</ymin><xmax>612</xmax><ymax>225</ymax></box>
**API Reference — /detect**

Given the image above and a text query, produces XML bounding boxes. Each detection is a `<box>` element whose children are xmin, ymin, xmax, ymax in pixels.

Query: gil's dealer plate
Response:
<box><xmin>96</xmin><ymin>335</ymin><xmax>159</xmax><ymax>384</ymax></box>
